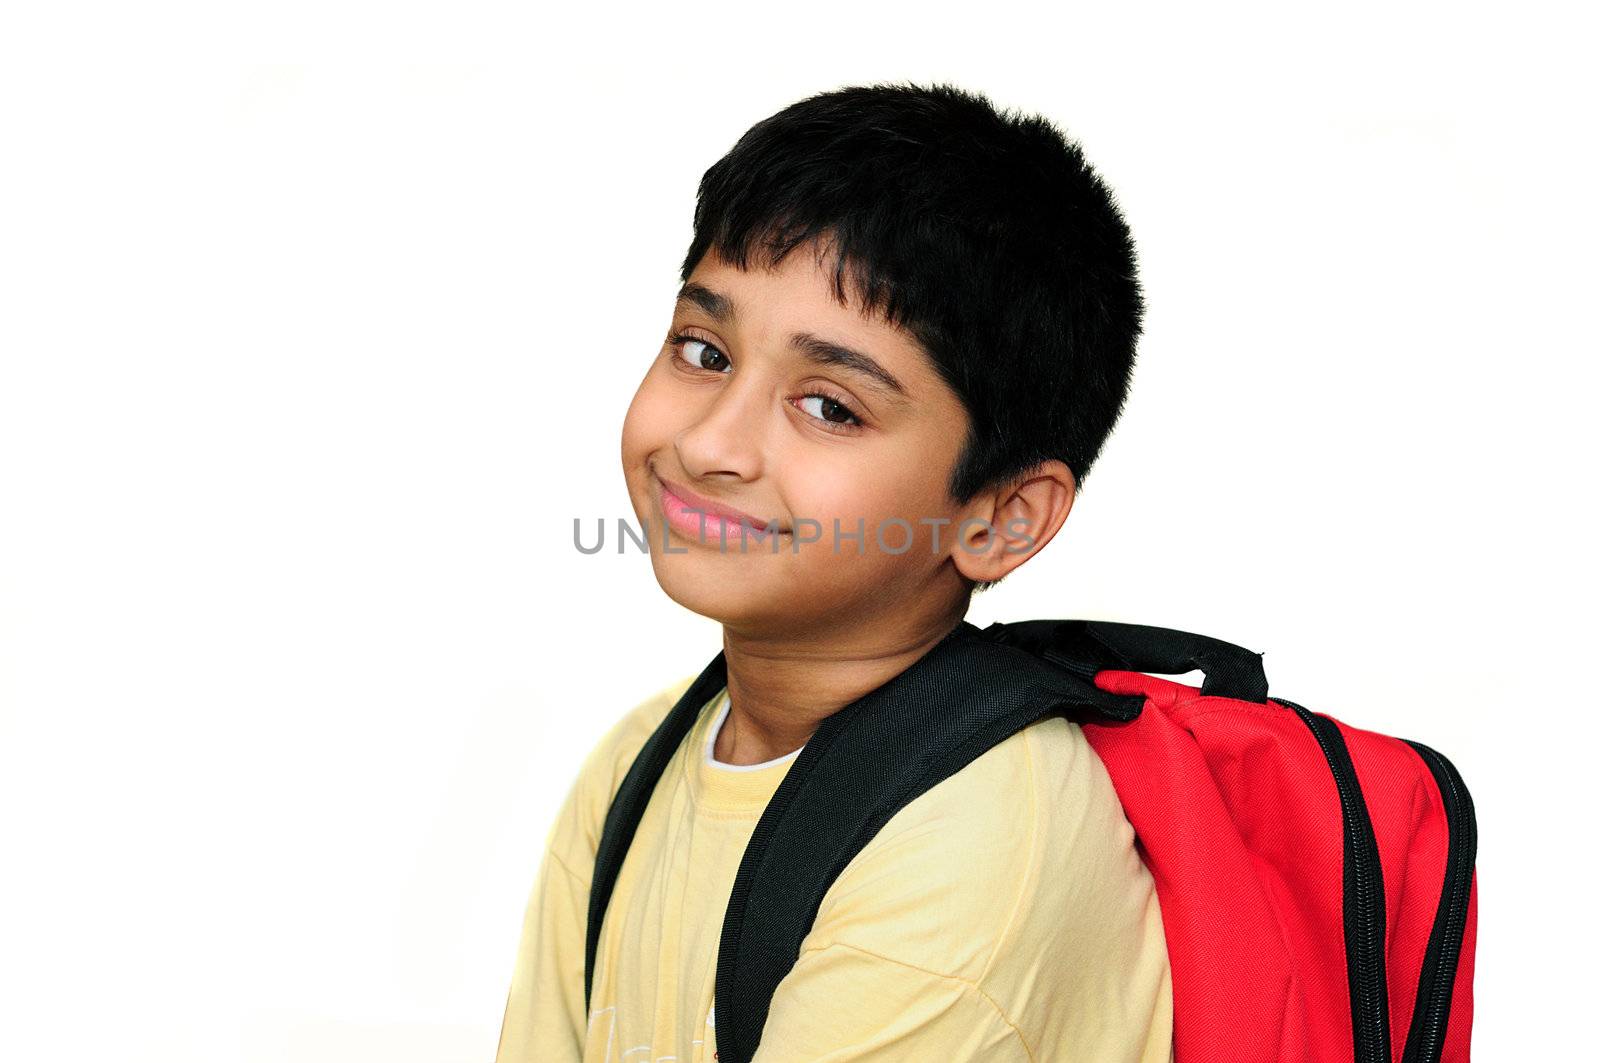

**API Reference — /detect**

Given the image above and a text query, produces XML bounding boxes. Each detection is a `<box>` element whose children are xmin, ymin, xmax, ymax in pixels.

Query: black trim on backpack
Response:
<box><xmin>1398</xmin><ymin>739</ymin><xmax>1477</xmax><ymax>1063</ymax></box>
<box><xmin>1272</xmin><ymin>696</ymin><xmax>1392</xmax><ymax>1063</ymax></box>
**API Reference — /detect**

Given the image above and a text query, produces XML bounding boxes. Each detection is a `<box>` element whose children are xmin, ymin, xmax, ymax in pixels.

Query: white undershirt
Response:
<box><xmin>703</xmin><ymin>689</ymin><xmax>806</xmax><ymax>771</ymax></box>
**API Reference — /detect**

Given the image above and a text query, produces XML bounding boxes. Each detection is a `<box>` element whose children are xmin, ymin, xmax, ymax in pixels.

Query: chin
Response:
<box><xmin>652</xmin><ymin>540</ymin><xmax>810</xmax><ymax>621</ymax></box>
<box><xmin>651</xmin><ymin>554</ymin><xmax>759</xmax><ymax>624</ymax></box>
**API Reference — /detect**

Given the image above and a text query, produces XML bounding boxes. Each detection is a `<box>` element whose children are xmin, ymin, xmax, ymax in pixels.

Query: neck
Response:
<box><xmin>713</xmin><ymin>607</ymin><xmax>968</xmax><ymax>766</ymax></box>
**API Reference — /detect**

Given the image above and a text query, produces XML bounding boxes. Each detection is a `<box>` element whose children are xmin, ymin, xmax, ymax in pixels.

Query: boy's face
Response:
<box><xmin>620</xmin><ymin>242</ymin><xmax>986</xmax><ymax>635</ymax></box>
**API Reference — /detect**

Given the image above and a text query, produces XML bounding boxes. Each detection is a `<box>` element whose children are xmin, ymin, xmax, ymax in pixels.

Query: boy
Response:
<box><xmin>496</xmin><ymin>81</ymin><xmax>1172</xmax><ymax>1061</ymax></box>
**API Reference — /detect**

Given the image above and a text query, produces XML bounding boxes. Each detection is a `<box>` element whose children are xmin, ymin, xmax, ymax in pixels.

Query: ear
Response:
<box><xmin>949</xmin><ymin>460</ymin><xmax>1076</xmax><ymax>584</ymax></box>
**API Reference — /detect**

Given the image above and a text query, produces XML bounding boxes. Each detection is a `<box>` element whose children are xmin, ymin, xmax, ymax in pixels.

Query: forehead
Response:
<box><xmin>679</xmin><ymin>245</ymin><xmax>953</xmax><ymax>410</ymax></box>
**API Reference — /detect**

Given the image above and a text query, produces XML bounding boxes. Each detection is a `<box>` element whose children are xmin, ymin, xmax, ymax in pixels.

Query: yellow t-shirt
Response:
<box><xmin>495</xmin><ymin>674</ymin><xmax>1174</xmax><ymax>1062</ymax></box>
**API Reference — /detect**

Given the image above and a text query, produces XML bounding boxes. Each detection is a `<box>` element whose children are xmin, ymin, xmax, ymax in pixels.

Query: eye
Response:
<box><xmin>667</xmin><ymin>329</ymin><xmax>865</xmax><ymax>435</ymax></box>
<box><xmin>795</xmin><ymin>391</ymin><xmax>863</xmax><ymax>432</ymax></box>
<box><xmin>668</xmin><ymin>331</ymin><xmax>730</xmax><ymax>373</ymax></box>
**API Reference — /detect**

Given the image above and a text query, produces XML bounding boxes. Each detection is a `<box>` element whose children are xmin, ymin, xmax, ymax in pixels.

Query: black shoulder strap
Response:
<box><xmin>583</xmin><ymin>647</ymin><xmax>732</xmax><ymax>1010</ymax></box>
<box><xmin>982</xmin><ymin>617</ymin><xmax>1269</xmax><ymax>703</ymax></box>
<box><xmin>583</xmin><ymin>617</ymin><xmax>1265</xmax><ymax>1059</ymax></box>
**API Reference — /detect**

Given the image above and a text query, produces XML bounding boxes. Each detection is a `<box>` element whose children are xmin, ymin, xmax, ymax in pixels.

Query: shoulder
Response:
<box><xmin>580</xmin><ymin>672</ymin><xmax>699</xmax><ymax>798</ymax></box>
<box><xmin>542</xmin><ymin>672</ymin><xmax>701</xmax><ymax>882</ymax></box>
<box><xmin>802</xmin><ymin>713</ymin><xmax>1150</xmax><ymax>984</ymax></box>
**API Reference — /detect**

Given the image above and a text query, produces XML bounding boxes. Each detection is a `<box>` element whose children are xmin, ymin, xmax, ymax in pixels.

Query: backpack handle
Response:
<box><xmin>980</xmin><ymin>618</ymin><xmax>1269</xmax><ymax>704</ymax></box>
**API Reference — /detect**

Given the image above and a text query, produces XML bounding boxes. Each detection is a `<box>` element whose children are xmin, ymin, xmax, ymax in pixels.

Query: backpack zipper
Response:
<box><xmin>1398</xmin><ymin>739</ymin><xmax>1477</xmax><ymax>1063</ymax></box>
<box><xmin>1273</xmin><ymin>697</ymin><xmax>1391</xmax><ymax>1063</ymax></box>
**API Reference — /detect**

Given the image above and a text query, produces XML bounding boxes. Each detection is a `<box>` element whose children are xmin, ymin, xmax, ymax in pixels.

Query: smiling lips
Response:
<box><xmin>655</xmin><ymin>472</ymin><xmax>788</xmax><ymax>542</ymax></box>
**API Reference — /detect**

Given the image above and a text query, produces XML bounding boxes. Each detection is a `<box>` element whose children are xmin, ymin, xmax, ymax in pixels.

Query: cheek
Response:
<box><xmin>788</xmin><ymin>464</ymin><xmax>928</xmax><ymax>541</ymax></box>
<box><xmin>812</xmin><ymin>454</ymin><xmax>962</xmax><ymax>563</ymax></box>
<box><xmin>620</xmin><ymin>369</ymin><xmax>672</xmax><ymax>462</ymax></box>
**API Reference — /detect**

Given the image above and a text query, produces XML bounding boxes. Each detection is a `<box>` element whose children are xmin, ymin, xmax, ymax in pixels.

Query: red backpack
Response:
<box><xmin>996</xmin><ymin>620</ymin><xmax>1480</xmax><ymax>1061</ymax></box>
<box><xmin>586</xmin><ymin>618</ymin><xmax>1479</xmax><ymax>1061</ymax></box>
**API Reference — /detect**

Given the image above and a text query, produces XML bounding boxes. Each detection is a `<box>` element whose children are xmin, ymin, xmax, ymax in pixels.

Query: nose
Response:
<box><xmin>673</xmin><ymin>368</ymin><xmax>771</xmax><ymax>483</ymax></box>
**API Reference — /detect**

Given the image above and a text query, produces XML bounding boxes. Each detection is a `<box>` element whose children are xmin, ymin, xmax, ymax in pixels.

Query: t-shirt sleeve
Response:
<box><xmin>493</xmin><ymin>839</ymin><xmax>590</xmax><ymax>1063</ymax></box>
<box><xmin>750</xmin><ymin>941</ymin><xmax>1034</xmax><ymax>1061</ymax></box>
<box><xmin>493</xmin><ymin>674</ymin><xmax>698</xmax><ymax>1063</ymax></box>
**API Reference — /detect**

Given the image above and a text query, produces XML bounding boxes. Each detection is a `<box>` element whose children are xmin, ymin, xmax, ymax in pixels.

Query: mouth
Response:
<box><xmin>651</xmin><ymin>467</ymin><xmax>790</xmax><ymax>542</ymax></box>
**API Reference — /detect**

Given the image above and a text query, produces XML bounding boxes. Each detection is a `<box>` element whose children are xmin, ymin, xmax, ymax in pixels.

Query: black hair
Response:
<box><xmin>679</xmin><ymin>81</ymin><xmax>1143</xmax><ymax>592</ymax></box>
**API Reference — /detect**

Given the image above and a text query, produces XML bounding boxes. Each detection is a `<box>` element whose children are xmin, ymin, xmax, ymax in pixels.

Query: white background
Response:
<box><xmin>1</xmin><ymin>2</ymin><xmax>1594</xmax><ymax>1059</ymax></box>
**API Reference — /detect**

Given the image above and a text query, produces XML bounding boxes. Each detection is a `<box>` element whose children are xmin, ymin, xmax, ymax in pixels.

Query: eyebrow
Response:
<box><xmin>676</xmin><ymin>281</ymin><xmax>912</xmax><ymax>405</ymax></box>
